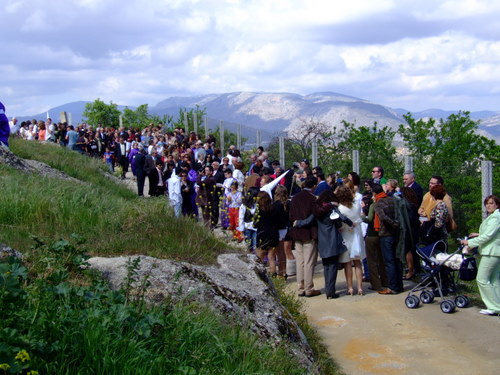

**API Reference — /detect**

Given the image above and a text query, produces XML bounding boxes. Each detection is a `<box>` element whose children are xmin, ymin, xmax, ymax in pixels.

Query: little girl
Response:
<box><xmin>226</xmin><ymin>181</ymin><xmax>243</xmax><ymax>242</ymax></box>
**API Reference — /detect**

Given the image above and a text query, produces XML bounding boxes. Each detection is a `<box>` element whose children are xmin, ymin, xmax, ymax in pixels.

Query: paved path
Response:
<box><xmin>287</xmin><ymin>262</ymin><xmax>500</xmax><ymax>375</ymax></box>
<box><xmin>120</xmin><ymin>174</ymin><xmax>499</xmax><ymax>374</ymax></box>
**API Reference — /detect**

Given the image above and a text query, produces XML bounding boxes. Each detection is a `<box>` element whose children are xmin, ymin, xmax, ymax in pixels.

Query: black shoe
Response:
<box><xmin>327</xmin><ymin>293</ymin><xmax>340</xmax><ymax>299</ymax></box>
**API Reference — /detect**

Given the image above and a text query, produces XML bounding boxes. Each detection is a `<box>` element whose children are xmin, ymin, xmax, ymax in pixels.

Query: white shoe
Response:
<box><xmin>479</xmin><ymin>309</ymin><xmax>498</xmax><ymax>316</ymax></box>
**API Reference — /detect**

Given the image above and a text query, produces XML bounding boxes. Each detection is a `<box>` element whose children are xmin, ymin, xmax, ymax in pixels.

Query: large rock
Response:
<box><xmin>87</xmin><ymin>253</ymin><xmax>318</xmax><ymax>373</ymax></box>
<box><xmin>0</xmin><ymin>145</ymin><xmax>78</xmax><ymax>182</ymax></box>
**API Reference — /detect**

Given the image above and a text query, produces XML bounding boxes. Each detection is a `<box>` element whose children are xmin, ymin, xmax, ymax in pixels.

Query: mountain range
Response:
<box><xmin>14</xmin><ymin>92</ymin><xmax>500</xmax><ymax>143</ymax></box>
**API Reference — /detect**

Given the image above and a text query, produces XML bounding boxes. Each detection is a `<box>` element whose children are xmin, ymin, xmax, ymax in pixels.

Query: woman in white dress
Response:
<box><xmin>336</xmin><ymin>185</ymin><xmax>366</xmax><ymax>295</ymax></box>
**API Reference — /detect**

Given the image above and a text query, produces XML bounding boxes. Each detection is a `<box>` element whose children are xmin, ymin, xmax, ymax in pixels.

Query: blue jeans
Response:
<box><xmin>245</xmin><ymin>229</ymin><xmax>257</xmax><ymax>253</ymax></box>
<box><xmin>379</xmin><ymin>236</ymin><xmax>403</xmax><ymax>292</ymax></box>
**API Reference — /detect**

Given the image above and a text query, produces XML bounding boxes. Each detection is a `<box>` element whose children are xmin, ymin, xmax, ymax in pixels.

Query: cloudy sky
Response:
<box><xmin>3</xmin><ymin>0</ymin><xmax>500</xmax><ymax>116</ymax></box>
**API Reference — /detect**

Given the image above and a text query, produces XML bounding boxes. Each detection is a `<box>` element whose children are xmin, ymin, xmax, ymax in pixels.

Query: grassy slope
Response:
<box><xmin>2</xmin><ymin>138</ymin><xmax>228</xmax><ymax>264</ymax></box>
<box><xmin>0</xmin><ymin>138</ymin><xmax>343</xmax><ymax>374</ymax></box>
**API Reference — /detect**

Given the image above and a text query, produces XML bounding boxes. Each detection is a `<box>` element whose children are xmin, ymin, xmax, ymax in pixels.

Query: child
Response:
<box><xmin>103</xmin><ymin>146</ymin><xmax>114</xmax><ymax>172</ymax></box>
<box><xmin>226</xmin><ymin>181</ymin><xmax>243</xmax><ymax>242</ymax></box>
<box><xmin>238</xmin><ymin>187</ymin><xmax>260</xmax><ymax>253</ymax></box>
<box><xmin>220</xmin><ymin>168</ymin><xmax>235</xmax><ymax>230</ymax></box>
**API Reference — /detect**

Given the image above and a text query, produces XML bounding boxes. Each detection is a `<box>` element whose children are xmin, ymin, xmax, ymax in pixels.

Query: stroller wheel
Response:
<box><xmin>405</xmin><ymin>295</ymin><xmax>420</xmax><ymax>309</ymax></box>
<box><xmin>440</xmin><ymin>300</ymin><xmax>456</xmax><ymax>314</ymax></box>
<box><xmin>420</xmin><ymin>290</ymin><xmax>434</xmax><ymax>304</ymax></box>
<box><xmin>455</xmin><ymin>295</ymin><xmax>469</xmax><ymax>308</ymax></box>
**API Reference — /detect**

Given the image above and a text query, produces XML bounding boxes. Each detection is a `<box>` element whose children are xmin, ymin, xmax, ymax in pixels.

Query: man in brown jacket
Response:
<box><xmin>289</xmin><ymin>176</ymin><xmax>321</xmax><ymax>297</ymax></box>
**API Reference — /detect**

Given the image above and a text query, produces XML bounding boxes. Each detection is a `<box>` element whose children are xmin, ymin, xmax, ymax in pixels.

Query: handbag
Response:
<box><xmin>459</xmin><ymin>256</ymin><xmax>477</xmax><ymax>281</ymax></box>
<box><xmin>419</xmin><ymin>218</ymin><xmax>444</xmax><ymax>244</ymax></box>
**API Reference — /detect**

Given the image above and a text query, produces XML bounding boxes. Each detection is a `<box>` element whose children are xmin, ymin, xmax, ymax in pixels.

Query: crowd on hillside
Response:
<box><xmin>1</xmin><ymin>102</ymin><xmax>498</xmax><ymax>314</ymax></box>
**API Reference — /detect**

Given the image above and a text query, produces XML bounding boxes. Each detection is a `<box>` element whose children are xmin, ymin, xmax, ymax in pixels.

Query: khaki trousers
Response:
<box><xmin>295</xmin><ymin>240</ymin><xmax>318</xmax><ymax>294</ymax></box>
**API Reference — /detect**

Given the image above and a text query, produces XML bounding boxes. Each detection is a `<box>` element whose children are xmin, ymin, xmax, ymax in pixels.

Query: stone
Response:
<box><xmin>0</xmin><ymin>145</ymin><xmax>79</xmax><ymax>182</ymax></box>
<box><xmin>87</xmin><ymin>253</ymin><xmax>318</xmax><ymax>373</ymax></box>
<box><xmin>0</xmin><ymin>243</ymin><xmax>23</xmax><ymax>260</ymax></box>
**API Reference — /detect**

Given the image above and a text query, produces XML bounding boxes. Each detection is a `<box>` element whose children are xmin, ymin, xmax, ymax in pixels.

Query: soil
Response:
<box><xmin>287</xmin><ymin>264</ymin><xmax>500</xmax><ymax>375</ymax></box>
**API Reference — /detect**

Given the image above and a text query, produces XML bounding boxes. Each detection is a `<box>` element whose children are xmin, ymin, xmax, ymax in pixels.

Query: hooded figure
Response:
<box><xmin>0</xmin><ymin>101</ymin><xmax>10</xmax><ymax>147</ymax></box>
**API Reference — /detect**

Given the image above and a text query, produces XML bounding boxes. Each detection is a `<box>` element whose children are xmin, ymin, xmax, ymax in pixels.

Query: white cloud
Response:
<box><xmin>2</xmin><ymin>0</ymin><xmax>500</xmax><ymax>115</ymax></box>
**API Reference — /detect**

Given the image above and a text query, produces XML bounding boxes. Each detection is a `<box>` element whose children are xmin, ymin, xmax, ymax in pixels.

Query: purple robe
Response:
<box><xmin>0</xmin><ymin>102</ymin><xmax>10</xmax><ymax>147</ymax></box>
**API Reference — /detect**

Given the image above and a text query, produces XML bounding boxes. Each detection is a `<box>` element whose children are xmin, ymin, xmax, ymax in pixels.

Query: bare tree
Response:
<box><xmin>286</xmin><ymin>117</ymin><xmax>331</xmax><ymax>160</ymax></box>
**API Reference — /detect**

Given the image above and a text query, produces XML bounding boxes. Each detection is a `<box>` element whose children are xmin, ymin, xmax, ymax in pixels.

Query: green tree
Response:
<box><xmin>173</xmin><ymin>106</ymin><xmax>207</xmax><ymax>133</ymax></box>
<box><xmin>400</xmin><ymin>111</ymin><xmax>499</xmax><ymax>235</ymax></box>
<box><xmin>82</xmin><ymin>98</ymin><xmax>121</xmax><ymax>128</ymax></box>
<box><xmin>267</xmin><ymin>136</ymin><xmax>306</xmax><ymax>169</ymax></box>
<box><xmin>335</xmin><ymin>121</ymin><xmax>403</xmax><ymax>180</ymax></box>
<box><xmin>209</xmin><ymin>127</ymin><xmax>248</xmax><ymax>153</ymax></box>
<box><xmin>122</xmin><ymin>104</ymin><xmax>151</xmax><ymax>129</ymax></box>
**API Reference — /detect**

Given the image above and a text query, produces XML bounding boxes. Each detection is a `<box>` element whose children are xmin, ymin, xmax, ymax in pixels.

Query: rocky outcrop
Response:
<box><xmin>87</xmin><ymin>253</ymin><xmax>318</xmax><ymax>373</ymax></box>
<box><xmin>0</xmin><ymin>145</ymin><xmax>79</xmax><ymax>182</ymax></box>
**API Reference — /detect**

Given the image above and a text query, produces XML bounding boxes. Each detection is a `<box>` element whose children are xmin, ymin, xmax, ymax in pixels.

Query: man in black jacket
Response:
<box><xmin>134</xmin><ymin>147</ymin><xmax>147</xmax><ymax>196</ymax></box>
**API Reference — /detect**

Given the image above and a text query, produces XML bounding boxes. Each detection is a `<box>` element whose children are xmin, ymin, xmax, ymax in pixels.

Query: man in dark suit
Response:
<box><xmin>312</xmin><ymin>167</ymin><xmax>330</xmax><ymax>196</ymax></box>
<box><xmin>149</xmin><ymin>160</ymin><xmax>166</xmax><ymax>197</ymax></box>
<box><xmin>403</xmin><ymin>172</ymin><xmax>423</xmax><ymax>206</ymax></box>
<box><xmin>289</xmin><ymin>176</ymin><xmax>321</xmax><ymax>297</ymax></box>
<box><xmin>115</xmin><ymin>136</ymin><xmax>129</xmax><ymax>179</ymax></box>
<box><xmin>134</xmin><ymin>147</ymin><xmax>147</xmax><ymax>196</ymax></box>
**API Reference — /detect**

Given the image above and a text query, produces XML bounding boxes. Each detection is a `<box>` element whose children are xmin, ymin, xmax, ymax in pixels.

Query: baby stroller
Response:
<box><xmin>404</xmin><ymin>240</ymin><xmax>474</xmax><ymax>313</ymax></box>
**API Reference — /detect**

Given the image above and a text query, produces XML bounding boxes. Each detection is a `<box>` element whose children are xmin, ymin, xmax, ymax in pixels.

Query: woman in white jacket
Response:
<box><xmin>336</xmin><ymin>185</ymin><xmax>366</xmax><ymax>296</ymax></box>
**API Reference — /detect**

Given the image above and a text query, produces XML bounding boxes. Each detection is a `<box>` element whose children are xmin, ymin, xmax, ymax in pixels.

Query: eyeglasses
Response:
<box><xmin>372</xmin><ymin>170</ymin><xmax>379</xmax><ymax>173</ymax></box>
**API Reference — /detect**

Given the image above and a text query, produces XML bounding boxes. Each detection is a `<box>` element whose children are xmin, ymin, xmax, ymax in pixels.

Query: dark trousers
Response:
<box><xmin>211</xmin><ymin>190</ymin><xmax>222</xmax><ymax>227</ymax></box>
<box><xmin>322</xmin><ymin>256</ymin><xmax>339</xmax><ymax>297</ymax></box>
<box><xmin>379</xmin><ymin>235</ymin><xmax>403</xmax><ymax>293</ymax></box>
<box><xmin>136</xmin><ymin>173</ymin><xmax>146</xmax><ymax>196</ymax></box>
<box><xmin>365</xmin><ymin>235</ymin><xmax>389</xmax><ymax>291</ymax></box>
<box><xmin>119</xmin><ymin>156</ymin><xmax>129</xmax><ymax>178</ymax></box>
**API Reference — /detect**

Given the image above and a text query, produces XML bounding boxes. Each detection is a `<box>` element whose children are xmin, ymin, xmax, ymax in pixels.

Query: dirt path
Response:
<box><xmin>287</xmin><ymin>263</ymin><xmax>500</xmax><ymax>375</ymax></box>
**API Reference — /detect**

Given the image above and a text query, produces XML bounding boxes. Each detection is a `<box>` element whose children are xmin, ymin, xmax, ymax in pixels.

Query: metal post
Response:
<box><xmin>404</xmin><ymin>156</ymin><xmax>413</xmax><ymax>173</ymax></box>
<box><xmin>68</xmin><ymin>113</ymin><xmax>72</xmax><ymax>126</ymax></box>
<box><xmin>481</xmin><ymin>160</ymin><xmax>493</xmax><ymax>218</ymax></box>
<box><xmin>237</xmin><ymin>124</ymin><xmax>241</xmax><ymax>150</ymax></box>
<box><xmin>256</xmin><ymin>130</ymin><xmax>261</xmax><ymax>149</ymax></box>
<box><xmin>279</xmin><ymin>136</ymin><xmax>285</xmax><ymax>168</ymax></box>
<box><xmin>193</xmin><ymin>112</ymin><xmax>198</xmax><ymax>134</ymax></box>
<box><xmin>118</xmin><ymin>114</ymin><xmax>122</xmax><ymax>128</ymax></box>
<box><xmin>183</xmin><ymin>112</ymin><xmax>188</xmax><ymax>133</ymax></box>
<box><xmin>311</xmin><ymin>140</ymin><xmax>318</xmax><ymax>167</ymax></box>
<box><xmin>219</xmin><ymin>120</ymin><xmax>224</xmax><ymax>156</ymax></box>
<box><xmin>352</xmin><ymin>150</ymin><xmax>359</xmax><ymax>175</ymax></box>
<box><xmin>204</xmin><ymin>115</ymin><xmax>208</xmax><ymax>139</ymax></box>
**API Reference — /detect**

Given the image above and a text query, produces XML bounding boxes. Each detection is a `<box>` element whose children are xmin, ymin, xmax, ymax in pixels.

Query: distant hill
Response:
<box><xmin>14</xmin><ymin>92</ymin><xmax>500</xmax><ymax>143</ymax></box>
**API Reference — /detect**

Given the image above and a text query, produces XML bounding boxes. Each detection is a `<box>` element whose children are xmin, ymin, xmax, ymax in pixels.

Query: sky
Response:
<box><xmin>3</xmin><ymin>0</ymin><xmax>500</xmax><ymax>117</ymax></box>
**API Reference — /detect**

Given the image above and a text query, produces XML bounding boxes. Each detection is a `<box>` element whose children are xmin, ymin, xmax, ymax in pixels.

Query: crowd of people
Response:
<box><xmin>1</xmin><ymin>104</ymin><xmax>498</xmax><ymax>315</ymax></box>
